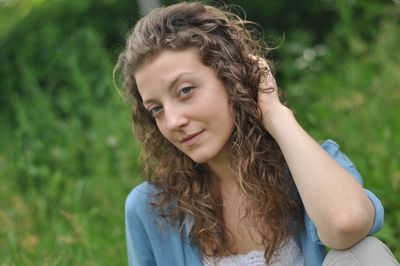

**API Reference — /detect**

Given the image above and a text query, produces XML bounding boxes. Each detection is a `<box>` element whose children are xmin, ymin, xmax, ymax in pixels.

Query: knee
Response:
<box><xmin>323</xmin><ymin>236</ymin><xmax>399</xmax><ymax>266</ymax></box>
<box><xmin>353</xmin><ymin>236</ymin><xmax>389</xmax><ymax>251</ymax></box>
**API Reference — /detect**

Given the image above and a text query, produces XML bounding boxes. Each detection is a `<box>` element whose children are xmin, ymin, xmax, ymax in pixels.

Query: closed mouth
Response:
<box><xmin>180</xmin><ymin>130</ymin><xmax>204</xmax><ymax>143</ymax></box>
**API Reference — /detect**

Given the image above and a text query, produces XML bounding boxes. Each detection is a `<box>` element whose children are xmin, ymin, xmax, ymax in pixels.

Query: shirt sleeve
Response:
<box><xmin>306</xmin><ymin>139</ymin><xmax>384</xmax><ymax>244</ymax></box>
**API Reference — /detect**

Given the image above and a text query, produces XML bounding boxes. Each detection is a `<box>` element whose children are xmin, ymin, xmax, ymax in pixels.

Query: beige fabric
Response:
<box><xmin>323</xmin><ymin>236</ymin><xmax>399</xmax><ymax>266</ymax></box>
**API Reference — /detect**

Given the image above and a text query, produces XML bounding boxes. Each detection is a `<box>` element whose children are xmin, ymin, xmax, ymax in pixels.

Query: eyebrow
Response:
<box><xmin>142</xmin><ymin>71</ymin><xmax>195</xmax><ymax>106</ymax></box>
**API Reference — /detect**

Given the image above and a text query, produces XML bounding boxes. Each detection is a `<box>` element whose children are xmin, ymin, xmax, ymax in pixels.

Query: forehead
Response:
<box><xmin>134</xmin><ymin>48</ymin><xmax>211</xmax><ymax>98</ymax></box>
<box><xmin>135</xmin><ymin>48</ymin><xmax>203</xmax><ymax>79</ymax></box>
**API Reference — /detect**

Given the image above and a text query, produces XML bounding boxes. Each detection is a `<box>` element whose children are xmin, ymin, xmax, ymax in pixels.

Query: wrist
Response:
<box><xmin>262</xmin><ymin>104</ymin><xmax>295</xmax><ymax>137</ymax></box>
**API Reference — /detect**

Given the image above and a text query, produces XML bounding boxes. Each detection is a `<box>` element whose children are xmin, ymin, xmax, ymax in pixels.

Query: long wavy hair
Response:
<box><xmin>115</xmin><ymin>1</ymin><xmax>303</xmax><ymax>262</ymax></box>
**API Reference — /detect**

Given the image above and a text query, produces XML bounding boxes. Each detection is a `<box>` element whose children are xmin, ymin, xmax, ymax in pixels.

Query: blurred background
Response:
<box><xmin>0</xmin><ymin>0</ymin><xmax>399</xmax><ymax>264</ymax></box>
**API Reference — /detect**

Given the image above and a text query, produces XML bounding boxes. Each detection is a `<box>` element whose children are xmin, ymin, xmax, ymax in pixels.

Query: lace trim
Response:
<box><xmin>203</xmin><ymin>237</ymin><xmax>304</xmax><ymax>266</ymax></box>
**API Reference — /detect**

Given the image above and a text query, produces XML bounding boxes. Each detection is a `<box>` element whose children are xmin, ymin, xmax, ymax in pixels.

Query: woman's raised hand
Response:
<box><xmin>250</xmin><ymin>55</ymin><xmax>292</xmax><ymax>135</ymax></box>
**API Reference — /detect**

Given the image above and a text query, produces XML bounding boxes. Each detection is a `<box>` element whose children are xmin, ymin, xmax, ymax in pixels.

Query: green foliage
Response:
<box><xmin>284</xmin><ymin>1</ymin><xmax>400</xmax><ymax>258</ymax></box>
<box><xmin>0</xmin><ymin>0</ymin><xmax>141</xmax><ymax>264</ymax></box>
<box><xmin>1</xmin><ymin>0</ymin><xmax>399</xmax><ymax>264</ymax></box>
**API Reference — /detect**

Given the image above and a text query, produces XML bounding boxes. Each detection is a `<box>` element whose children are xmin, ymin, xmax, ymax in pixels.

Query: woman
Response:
<box><xmin>115</xmin><ymin>2</ymin><xmax>399</xmax><ymax>265</ymax></box>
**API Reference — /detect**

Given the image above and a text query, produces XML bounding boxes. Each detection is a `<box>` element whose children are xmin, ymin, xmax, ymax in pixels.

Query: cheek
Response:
<box><xmin>212</xmin><ymin>98</ymin><xmax>234</xmax><ymax>125</ymax></box>
<box><xmin>220</xmin><ymin>102</ymin><xmax>235</xmax><ymax>136</ymax></box>
<box><xmin>155</xmin><ymin>121</ymin><xmax>168</xmax><ymax>139</ymax></box>
<box><xmin>155</xmin><ymin>121</ymin><xmax>177</xmax><ymax>147</ymax></box>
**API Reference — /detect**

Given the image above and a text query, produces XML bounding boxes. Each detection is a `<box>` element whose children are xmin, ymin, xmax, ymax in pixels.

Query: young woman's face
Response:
<box><xmin>135</xmin><ymin>48</ymin><xmax>235</xmax><ymax>164</ymax></box>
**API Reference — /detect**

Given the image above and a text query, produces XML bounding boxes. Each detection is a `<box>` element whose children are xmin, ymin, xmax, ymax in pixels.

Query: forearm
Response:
<box><xmin>264</xmin><ymin>105</ymin><xmax>375</xmax><ymax>248</ymax></box>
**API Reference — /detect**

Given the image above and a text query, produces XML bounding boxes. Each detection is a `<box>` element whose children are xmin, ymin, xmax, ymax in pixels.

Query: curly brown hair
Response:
<box><xmin>115</xmin><ymin>1</ymin><xmax>303</xmax><ymax>262</ymax></box>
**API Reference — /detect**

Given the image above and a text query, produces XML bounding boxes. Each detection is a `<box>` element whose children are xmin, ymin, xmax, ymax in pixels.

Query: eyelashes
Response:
<box><xmin>148</xmin><ymin>105</ymin><xmax>163</xmax><ymax>117</ymax></box>
<box><xmin>178</xmin><ymin>86</ymin><xmax>195</xmax><ymax>97</ymax></box>
<box><xmin>146</xmin><ymin>85</ymin><xmax>196</xmax><ymax>118</ymax></box>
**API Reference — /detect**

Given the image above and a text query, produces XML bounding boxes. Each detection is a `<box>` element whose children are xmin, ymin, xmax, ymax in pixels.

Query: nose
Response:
<box><xmin>164</xmin><ymin>105</ymin><xmax>189</xmax><ymax>131</ymax></box>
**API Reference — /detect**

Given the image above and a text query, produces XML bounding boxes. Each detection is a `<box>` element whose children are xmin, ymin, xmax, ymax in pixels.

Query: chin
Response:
<box><xmin>188</xmin><ymin>155</ymin><xmax>208</xmax><ymax>164</ymax></box>
<box><xmin>186</xmin><ymin>150</ymin><xmax>221</xmax><ymax>164</ymax></box>
<box><xmin>184</xmin><ymin>144</ymin><xmax>229</xmax><ymax>164</ymax></box>
<box><xmin>186</xmin><ymin>151</ymin><xmax>213</xmax><ymax>164</ymax></box>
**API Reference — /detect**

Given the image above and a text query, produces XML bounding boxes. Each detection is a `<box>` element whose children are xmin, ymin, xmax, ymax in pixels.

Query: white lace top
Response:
<box><xmin>203</xmin><ymin>237</ymin><xmax>304</xmax><ymax>266</ymax></box>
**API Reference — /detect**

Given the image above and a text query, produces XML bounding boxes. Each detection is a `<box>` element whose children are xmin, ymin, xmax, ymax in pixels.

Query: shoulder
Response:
<box><xmin>125</xmin><ymin>181</ymin><xmax>159</xmax><ymax>218</ymax></box>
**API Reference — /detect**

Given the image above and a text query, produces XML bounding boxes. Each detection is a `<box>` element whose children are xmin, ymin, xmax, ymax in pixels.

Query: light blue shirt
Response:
<box><xmin>125</xmin><ymin>140</ymin><xmax>384</xmax><ymax>266</ymax></box>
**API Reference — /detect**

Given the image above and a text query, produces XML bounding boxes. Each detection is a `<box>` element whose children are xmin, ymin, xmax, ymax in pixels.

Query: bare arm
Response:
<box><xmin>257</xmin><ymin>59</ymin><xmax>375</xmax><ymax>249</ymax></box>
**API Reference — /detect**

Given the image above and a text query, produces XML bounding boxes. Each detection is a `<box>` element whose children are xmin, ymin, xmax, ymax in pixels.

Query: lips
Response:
<box><xmin>180</xmin><ymin>130</ymin><xmax>204</xmax><ymax>145</ymax></box>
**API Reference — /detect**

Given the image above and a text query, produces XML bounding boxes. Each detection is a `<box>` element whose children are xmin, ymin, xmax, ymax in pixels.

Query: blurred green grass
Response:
<box><xmin>0</xmin><ymin>0</ymin><xmax>399</xmax><ymax>264</ymax></box>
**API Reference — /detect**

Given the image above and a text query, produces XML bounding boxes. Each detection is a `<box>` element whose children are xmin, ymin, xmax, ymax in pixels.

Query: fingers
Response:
<box><xmin>248</xmin><ymin>54</ymin><xmax>276</xmax><ymax>91</ymax></box>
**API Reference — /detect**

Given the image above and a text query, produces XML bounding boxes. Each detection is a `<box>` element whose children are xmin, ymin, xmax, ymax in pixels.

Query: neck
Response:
<box><xmin>206</xmin><ymin>149</ymin><xmax>238</xmax><ymax>195</ymax></box>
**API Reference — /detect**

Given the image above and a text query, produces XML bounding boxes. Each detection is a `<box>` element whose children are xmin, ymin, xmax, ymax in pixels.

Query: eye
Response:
<box><xmin>178</xmin><ymin>86</ymin><xmax>195</xmax><ymax>97</ymax></box>
<box><xmin>148</xmin><ymin>105</ymin><xmax>163</xmax><ymax>117</ymax></box>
